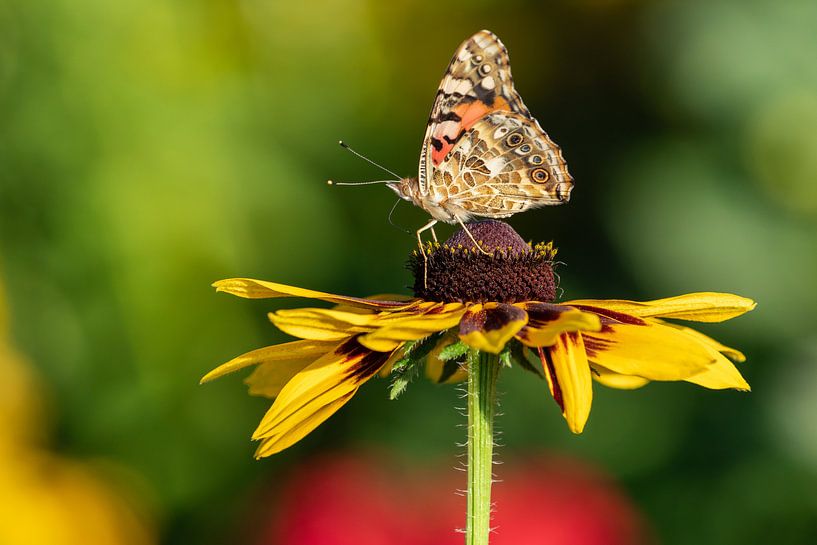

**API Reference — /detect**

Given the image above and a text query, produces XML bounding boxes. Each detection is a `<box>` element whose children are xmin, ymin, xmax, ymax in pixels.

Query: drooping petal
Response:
<box><xmin>213</xmin><ymin>278</ymin><xmax>415</xmax><ymax>310</ymax></box>
<box><xmin>537</xmin><ymin>333</ymin><xmax>593</xmax><ymax>434</ymax></box>
<box><xmin>244</xmin><ymin>358</ymin><xmax>316</xmax><ymax>398</ymax></box>
<box><xmin>684</xmin><ymin>349</ymin><xmax>751</xmax><ymax>391</ymax></box>
<box><xmin>590</xmin><ymin>364</ymin><xmax>651</xmax><ymax>390</ymax></box>
<box><xmin>565</xmin><ymin>292</ymin><xmax>756</xmax><ymax>323</ymax></box>
<box><xmin>658</xmin><ymin>320</ymin><xmax>746</xmax><ymax>362</ymax></box>
<box><xmin>251</xmin><ymin>337</ymin><xmax>394</xmax><ymax>457</ymax></box>
<box><xmin>358</xmin><ymin>303</ymin><xmax>467</xmax><ymax>352</ymax></box>
<box><xmin>200</xmin><ymin>339</ymin><xmax>336</xmax><ymax>383</ymax></box>
<box><xmin>255</xmin><ymin>390</ymin><xmax>357</xmax><ymax>458</ymax></box>
<box><xmin>583</xmin><ymin>317</ymin><xmax>716</xmax><ymax>381</ymax></box>
<box><xmin>515</xmin><ymin>303</ymin><xmax>601</xmax><ymax>348</ymax></box>
<box><xmin>458</xmin><ymin>303</ymin><xmax>529</xmax><ymax>354</ymax></box>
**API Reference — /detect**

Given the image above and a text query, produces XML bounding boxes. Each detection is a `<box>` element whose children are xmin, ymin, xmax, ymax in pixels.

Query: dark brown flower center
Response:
<box><xmin>409</xmin><ymin>220</ymin><xmax>557</xmax><ymax>304</ymax></box>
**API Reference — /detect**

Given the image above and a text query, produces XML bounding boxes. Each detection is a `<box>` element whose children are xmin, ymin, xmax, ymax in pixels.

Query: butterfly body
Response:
<box><xmin>391</xmin><ymin>30</ymin><xmax>573</xmax><ymax>229</ymax></box>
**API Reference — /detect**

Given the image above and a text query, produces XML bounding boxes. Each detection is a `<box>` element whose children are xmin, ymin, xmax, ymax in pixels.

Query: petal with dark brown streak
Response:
<box><xmin>516</xmin><ymin>303</ymin><xmax>601</xmax><ymax>348</ymax></box>
<box><xmin>459</xmin><ymin>303</ymin><xmax>529</xmax><ymax>354</ymax></box>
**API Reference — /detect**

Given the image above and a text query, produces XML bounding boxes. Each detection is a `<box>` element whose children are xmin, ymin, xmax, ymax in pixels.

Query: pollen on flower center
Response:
<box><xmin>409</xmin><ymin>220</ymin><xmax>557</xmax><ymax>304</ymax></box>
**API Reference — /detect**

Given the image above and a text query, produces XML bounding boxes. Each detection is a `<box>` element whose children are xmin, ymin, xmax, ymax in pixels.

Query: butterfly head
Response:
<box><xmin>388</xmin><ymin>177</ymin><xmax>420</xmax><ymax>203</ymax></box>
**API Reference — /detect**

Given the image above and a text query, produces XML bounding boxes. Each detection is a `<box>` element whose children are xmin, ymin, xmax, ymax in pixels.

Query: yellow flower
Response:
<box><xmin>203</xmin><ymin>222</ymin><xmax>755</xmax><ymax>458</ymax></box>
<box><xmin>0</xmin><ymin>277</ymin><xmax>154</xmax><ymax>545</ymax></box>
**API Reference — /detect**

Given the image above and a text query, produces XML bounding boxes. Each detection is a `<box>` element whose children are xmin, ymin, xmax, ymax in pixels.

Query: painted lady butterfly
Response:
<box><xmin>390</xmin><ymin>30</ymin><xmax>574</xmax><ymax>249</ymax></box>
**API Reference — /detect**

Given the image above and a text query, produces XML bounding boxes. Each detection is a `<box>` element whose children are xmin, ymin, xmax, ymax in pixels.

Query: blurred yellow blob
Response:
<box><xmin>0</xmin><ymin>278</ymin><xmax>154</xmax><ymax>545</ymax></box>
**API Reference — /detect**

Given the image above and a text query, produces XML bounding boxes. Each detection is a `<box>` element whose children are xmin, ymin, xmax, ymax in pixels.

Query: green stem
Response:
<box><xmin>466</xmin><ymin>349</ymin><xmax>500</xmax><ymax>545</ymax></box>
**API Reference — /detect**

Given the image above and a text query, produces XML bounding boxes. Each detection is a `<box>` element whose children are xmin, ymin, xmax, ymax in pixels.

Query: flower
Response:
<box><xmin>203</xmin><ymin>221</ymin><xmax>755</xmax><ymax>458</ymax></box>
<box><xmin>0</xmin><ymin>277</ymin><xmax>155</xmax><ymax>545</ymax></box>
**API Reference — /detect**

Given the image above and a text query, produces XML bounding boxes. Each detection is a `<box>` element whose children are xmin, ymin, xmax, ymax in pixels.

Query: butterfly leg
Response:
<box><xmin>416</xmin><ymin>219</ymin><xmax>438</xmax><ymax>288</ymax></box>
<box><xmin>455</xmin><ymin>216</ymin><xmax>491</xmax><ymax>255</ymax></box>
<box><xmin>431</xmin><ymin>226</ymin><xmax>439</xmax><ymax>243</ymax></box>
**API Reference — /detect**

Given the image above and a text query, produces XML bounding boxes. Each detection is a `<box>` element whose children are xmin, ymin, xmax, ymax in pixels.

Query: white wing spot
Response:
<box><xmin>480</xmin><ymin>76</ymin><xmax>495</xmax><ymax>90</ymax></box>
<box><xmin>435</xmin><ymin>120</ymin><xmax>460</xmax><ymax>140</ymax></box>
<box><xmin>484</xmin><ymin>156</ymin><xmax>506</xmax><ymax>174</ymax></box>
<box><xmin>442</xmin><ymin>77</ymin><xmax>463</xmax><ymax>94</ymax></box>
<box><xmin>493</xmin><ymin>126</ymin><xmax>510</xmax><ymax>139</ymax></box>
<box><xmin>453</xmin><ymin>79</ymin><xmax>473</xmax><ymax>95</ymax></box>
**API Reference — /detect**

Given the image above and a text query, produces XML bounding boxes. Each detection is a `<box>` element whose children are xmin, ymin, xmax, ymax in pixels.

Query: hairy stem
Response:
<box><xmin>466</xmin><ymin>349</ymin><xmax>500</xmax><ymax>545</ymax></box>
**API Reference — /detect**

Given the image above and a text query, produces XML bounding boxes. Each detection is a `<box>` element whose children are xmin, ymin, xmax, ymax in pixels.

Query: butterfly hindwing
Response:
<box><xmin>420</xmin><ymin>30</ymin><xmax>531</xmax><ymax>193</ymax></box>
<box><xmin>427</xmin><ymin>111</ymin><xmax>573</xmax><ymax>219</ymax></box>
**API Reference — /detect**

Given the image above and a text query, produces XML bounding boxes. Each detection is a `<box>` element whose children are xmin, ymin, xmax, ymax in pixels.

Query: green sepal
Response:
<box><xmin>438</xmin><ymin>339</ymin><xmax>469</xmax><ymax>361</ymax></box>
<box><xmin>389</xmin><ymin>332</ymin><xmax>443</xmax><ymax>399</ymax></box>
<box><xmin>499</xmin><ymin>342</ymin><xmax>513</xmax><ymax>368</ymax></box>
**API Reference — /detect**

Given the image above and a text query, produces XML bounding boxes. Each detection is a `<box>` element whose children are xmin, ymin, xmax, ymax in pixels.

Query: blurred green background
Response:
<box><xmin>2</xmin><ymin>0</ymin><xmax>816</xmax><ymax>543</ymax></box>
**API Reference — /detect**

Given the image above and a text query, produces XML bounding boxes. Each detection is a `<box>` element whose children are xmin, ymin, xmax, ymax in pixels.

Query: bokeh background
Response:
<box><xmin>2</xmin><ymin>0</ymin><xmax>817</xmax><ymax>543</ymax></box>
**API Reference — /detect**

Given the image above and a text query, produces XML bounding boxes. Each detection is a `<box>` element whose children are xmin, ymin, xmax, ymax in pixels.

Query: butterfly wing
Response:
<box><xmin>419</xmin><ymin>30</ymin><xmax>533</xmax><ymax>194</ymax></box>
<box><xmin>429</xmin><ymin>111</ymin><xmax>573</xmax><ymax>220</ymax></box>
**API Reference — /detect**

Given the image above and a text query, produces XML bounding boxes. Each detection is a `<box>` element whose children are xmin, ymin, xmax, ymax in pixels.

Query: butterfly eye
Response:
<box><xmin>480</xmin><ymin>64</ymin><xmax>493</xmax><ymax>75</ymax></box>
<box><xmin>519</xmin><ymin>144</ymin><xmax>532</xmax><ymax>153</ymax></box>
<box><xmin>531</xmin><ymin>168</ymin><xmax>550</xmax><ymax>183</ymax></box>
<box><xmin>506</xmin><ymin>133</ymin><xmax>523</xmax><ymax>147</ymax></box>
<box><xmin>529</xmin><ymin>155</ymin><xmax>543</xmax><ymax>165</ymax></box>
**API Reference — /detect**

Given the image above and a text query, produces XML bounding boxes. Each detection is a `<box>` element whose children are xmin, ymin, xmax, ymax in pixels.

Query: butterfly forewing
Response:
<box><xmin>420</xmin><ymin>30</ymin><xmax>532</xmax><ymax>192</ymax></box>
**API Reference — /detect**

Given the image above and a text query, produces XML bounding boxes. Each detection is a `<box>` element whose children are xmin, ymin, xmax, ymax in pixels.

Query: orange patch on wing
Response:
<box><xmin>430</xmin><ymin>98</ymin><xmax>511</xmax><ymax>166</ymax></box>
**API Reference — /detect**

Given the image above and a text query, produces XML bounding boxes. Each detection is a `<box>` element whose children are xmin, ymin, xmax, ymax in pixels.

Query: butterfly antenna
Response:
<box><xmin>326</xmin><ymin>179</ymin><xmax>395</xmax><ymax>186</ymax></box>
<box><xmin>337</xmin><ymin>140</ymin><xmax>403</xmax><ymax>180</ymax></box>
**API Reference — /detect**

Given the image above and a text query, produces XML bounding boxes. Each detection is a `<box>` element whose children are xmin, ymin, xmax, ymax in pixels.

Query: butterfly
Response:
<box><xmin>388</xmin><ymin>30</ymin><xmax>574</xmax><ymax>250</ymax></box>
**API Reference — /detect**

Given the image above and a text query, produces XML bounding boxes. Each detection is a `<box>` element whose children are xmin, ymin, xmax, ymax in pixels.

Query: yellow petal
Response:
<box><xmin>516</xmin><ymin>303</ymin><xmax>602</xmax><ymax>347</ymax></box>
<box><xmin>643</xmin><ymin>319</ymin><xmax>749</xmax><ymax>389</ymax></box>
<box><xmin>590</xmin><ymin>364</ymin><xmax>650</xmax><ymax>390</ymax></box>
<box><xmin>251</xmin><ymin>338</ymin><xmax>394</xmax><ymax>456</ymax></box>
<box><xmin>200</xmin><ymin>339</ymin><xmax>336</xmax><ymax>383</ymax></box>
<box><xmin>583</xmin><ymin>321</ymin><xmax>715</xmax><ymax>380</ymax></box>
<box><xmin>538</xmin><ymin>333</ymin><xmax>593</xmax><ymax>434</ymax></box>
<box><xmin>658</xmin><ymin>320</ymin><xmax>746</xmax><ymax>362</ymax></box>
<box><xmin>365</xmin><ymin>293</ymin><xmax>415</xmax><ymax>302</ymax></box>
<box><xmin>565</xmin><ymin>292</ymin><xmax>756</xmax><ymax>323</ymax></box>
<box><xmin>358</xmin><ymin>304</ymin><xmax>466</xmax><ymax>352</ymax></box>
<box><xmin>268</xmin><ymin>311</ymin><xmax>369</xmax><ymax>341</ymax></box>
<box><xmin>254</xmin><ymin>390</ymin><xmax>357</xmax><ymax>458</ymax></box>
<box><xmin>213</xmin><ymin>278</ymin><xmax>414</xmax><ymax>310</ymax></box>
<box><xmin>244</xmin><ymin>358</ymin><xmax>315</xmax><ymax>398</ymax></box>
<box><xmin>270</xmin><ymin>305</ymin><xmax>450</xmax><ymax>344</ymax></box>
<box><xmin>277</xmin><ymin>307</ymin><xmax>378</xmax><ymax>326</ymax></box>
<box><xmin>425</xmin><ymin>335</ymin><xmax>469</xmax><ymax>384</ymax></box>
<box><xmin>372</xmin><ymin>302</ymin><xmax>463</xmax><ymax>324</ymax></box>
<box><xmin>685</xmin><ymin>350</ymin><xmax>751</xmax><ymax>391</ymax></box>
<box><xmin>458</xmin><ymin>303</ymin><xmax>529</xmax><ymax>354</ymax></box>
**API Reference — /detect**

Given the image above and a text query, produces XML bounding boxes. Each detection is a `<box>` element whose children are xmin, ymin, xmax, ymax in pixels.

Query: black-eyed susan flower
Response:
<box><xmin>203</xmin><ymin>221</ymin><xmax>755</xmax><ymax>458</ymax></box>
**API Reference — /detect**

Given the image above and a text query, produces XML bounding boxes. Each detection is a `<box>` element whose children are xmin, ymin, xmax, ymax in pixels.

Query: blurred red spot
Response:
<box><xmin>256</xmin><ymin>451</ymin><xmax>650</xmax><ymax>545</ymax></box>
